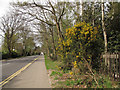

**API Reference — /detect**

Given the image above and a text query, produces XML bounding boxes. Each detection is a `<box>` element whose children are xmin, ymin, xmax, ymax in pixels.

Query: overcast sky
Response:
<box><xmin>0</xmin><ymin>0</ymin><xmax>11</xmax><ymax>47</ymax></box>
<box><xmin>0</xmin><ymin>0</ymin><xmax>17</xmax><ymax>47</ymax></box>
<box><xmin>0</xmin><ymin>0</ymin><xmax>19</xmax><ymax>17</ymax></box>
<box><xmin>0</xmin><ymin>0</ymin><xmax>30</xmax><ymax>47</ymax></box>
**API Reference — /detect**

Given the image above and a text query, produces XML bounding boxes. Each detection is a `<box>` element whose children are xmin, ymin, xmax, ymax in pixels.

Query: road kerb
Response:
<box><xmin>0</xmin><ymin>57</ymin><xmax>39</xmax><ymax>87</ymax></box>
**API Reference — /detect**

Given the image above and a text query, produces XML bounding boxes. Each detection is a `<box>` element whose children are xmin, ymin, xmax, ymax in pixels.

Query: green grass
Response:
<box><xmin>44</xmin><ymin>55</ymin><xmax>59</xmax><ymax>70</ymax></box>
<box><xmin>50</xmin><ymin>71</ymin><xmax>63</xmax><ymax>76</ymax></box>
<box><xmin>54</xmin><ymin>76</ymin><xmax>59</xmax><ymax>80</ymax></box>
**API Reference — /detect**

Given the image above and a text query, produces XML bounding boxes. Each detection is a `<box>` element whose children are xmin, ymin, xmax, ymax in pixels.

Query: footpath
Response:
<box><xmin>3</xmin><ymin>55</ymin><xmax>51</xmax><ymax>88</ymax></box>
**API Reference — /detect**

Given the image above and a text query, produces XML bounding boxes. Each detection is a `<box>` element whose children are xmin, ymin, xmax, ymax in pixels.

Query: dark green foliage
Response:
<box><xmin>107</xmin><ymin>2</ymin><xmax>120</xmax><ymax>53</ymax></box>
<box><xmin>2</xmin><ymin>51</ymin><xmax>21</xmax><ymax>59</ymax></box>
<box><xmin>2</xmin><ymin>51</ymin><xmax>10</xmax><ymax>59</ymax></box>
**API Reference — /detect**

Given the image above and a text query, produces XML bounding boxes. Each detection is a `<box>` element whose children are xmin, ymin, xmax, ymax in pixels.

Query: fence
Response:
<box><xmin>100</xmin><ymin>52</ymin><xmax>120</xmax><ymax>81</ymax></box>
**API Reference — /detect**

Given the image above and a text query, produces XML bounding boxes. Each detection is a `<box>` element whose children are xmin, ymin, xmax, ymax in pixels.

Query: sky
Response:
<box><xmin>0</xmin><ymin>0</ymin><xmax>21</xmax><ymax>17</ymax></box>
<box><xmin>0</xmin><ymin>0</ymin><xmax>15</xmax><ymax>47</ymax></box>
<box><xmin>0</xmin><ymin>0</ymin><xmax>11</xmax><ymax>47</ymax></box>
<box><xmin>0</xmin><ymin>0</ymin><xmax>10</xmax><ymax>18</ymax></box>
<box><xmin>0</xmin><ymin>0</ymin><xmax>29</xmax><ymax>47</ymax></box>
<box><xmin>0</xmin><ymin>0</ymin><xmax>119</xmax><ymax>17</ymax></box>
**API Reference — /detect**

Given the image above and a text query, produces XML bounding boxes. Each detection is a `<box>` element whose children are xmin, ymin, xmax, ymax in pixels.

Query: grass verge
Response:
<box><xmin>44</xmin><ymin>55</ymin><xmax>59</xmax><ymax>70</ymax></box>
<box><xmin>44</xmin><ymin>55</ymin><xmax>120</xmax><ymax>88</ymax></box>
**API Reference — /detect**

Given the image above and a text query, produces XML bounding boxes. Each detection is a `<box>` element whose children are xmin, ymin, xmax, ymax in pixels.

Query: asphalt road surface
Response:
<box><xmin>1</xmin><ymin>55</ymin><xmax>39</xmax><ymax>81</ymax></box>
<box><xmin>1</xmin><ymin>55</ymin><xmax>50</xmax><ymax>88</ymax></box>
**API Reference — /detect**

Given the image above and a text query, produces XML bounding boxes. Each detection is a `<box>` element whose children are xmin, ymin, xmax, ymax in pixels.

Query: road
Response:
<box><xmin>1</xmin><ymin>55</ymin><xmax>39</xmax><ymax>81</ymax></box>
<box><xmin>0</xmin><ymin>55</ymin><xmax>50</xmax><ymax>88</ymax></box>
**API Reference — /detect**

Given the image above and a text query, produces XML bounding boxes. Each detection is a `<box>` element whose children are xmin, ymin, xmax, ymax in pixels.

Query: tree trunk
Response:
<box><xmin>101</xmin><ymin>1</ymin><xmax>108</xmax><ymax>66</ymax></box>
<box><xmin>101</xmin><ymin>2</ymin><xmax>107</xmax><ymax>53</ymax></box>
<box><xmin>92</xmin><ymin>2</ymin><xmax>95</xmax><ymax>26</ymax></box>
<box><xmin>46</xmin><ymin>39</ymin><xmax>50</xmax><ymax>57</ymax></box>
<box><xmin>8</xmin><ymin>44</ymin><xmax>12</xmax><ymax>57</ymax></box>
<box><xmin>50</xmin><ymin>27</ymin><xmax>57</xmax><ymax>60</ymax></box>
<box><xmin>56</xmin><ymin>22</ymin><xmax>64</xmax><ymax>40</ymax></box>
<box><xmin>80</xmin><ymin>0</ymin><xmax>83</xmax><ymax>21</ymax></box>
<box><xmin>7</xmin><ymin>39</ymin><xmax>12</xmax><ymax>57</ymax></box>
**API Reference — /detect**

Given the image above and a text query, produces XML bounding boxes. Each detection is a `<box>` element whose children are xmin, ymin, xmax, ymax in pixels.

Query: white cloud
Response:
<box><xmin>0</xmin><ymin>0</ymin><xmax>30</xmax><ymax>17</ymax></box>
<box><xmin>0</xmin><ymin>1</ymin><xmax>10</xmax><ymax>17</ymax></box>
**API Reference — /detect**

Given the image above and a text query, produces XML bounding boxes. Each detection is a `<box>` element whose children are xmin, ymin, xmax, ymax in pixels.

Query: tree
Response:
<box><xmin>107</xmin><ymin>2</ymin><xmax>120</xmax><ymax>52</ymax></box>
<box><xmin>13</xmin><ymin>0</ymin><xmax>65</xmax><ymax>40</ymax></box>
<box><xmin>101</xmin><ymin>1</ymin><xmax>108</xmax><ymax>53</ymax></box>
<box><xmin>0</xmin><ymin>12</ymin><xmax>25</xmax><ymax>56</ymax></box>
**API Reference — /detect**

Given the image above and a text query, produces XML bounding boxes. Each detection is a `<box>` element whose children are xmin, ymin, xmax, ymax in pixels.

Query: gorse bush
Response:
<box><xmin>57</xmin><ymin>22</ymin><xmax>102</xmax><ymax>70</ymax></box>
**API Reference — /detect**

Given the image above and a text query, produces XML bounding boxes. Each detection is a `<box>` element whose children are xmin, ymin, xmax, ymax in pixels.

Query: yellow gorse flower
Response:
<box><xmin>72</xmin><ymin>61</ymin><xmax>77</xmax><ymax>68</ymax></box>
<box><xmin>69</xmin><ymin>71</ymin><xmax>73</xmax><ymax>75</ymax></box>
<box><xmin>57</xmin><ymin>22</ymin><xmax>99</xmax><ymax>64</ymax></box>
<box><xmin>76</xmin><ymin>56</ymin><xmax>79</xmax><ymax>58</ymax></box>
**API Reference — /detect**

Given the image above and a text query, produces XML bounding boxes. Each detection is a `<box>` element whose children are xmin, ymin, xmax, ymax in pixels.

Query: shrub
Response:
<box><xmin>11</xmin><ymin>51</ymin><xmax>21</xmax><ymax>58</ymax></box>
<box><xmin>57</xmin><ymin>22</ymin><xmax>102</xmax><ymax>70</ymax></box>
<box><xmin>2</xmin><ymin>51</ymin><xmax>10</xmax><ymax>59</ymax></box>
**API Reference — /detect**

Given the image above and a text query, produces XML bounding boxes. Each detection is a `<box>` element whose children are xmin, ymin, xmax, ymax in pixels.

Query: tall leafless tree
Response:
<box><xmin>12</xmin><ymin>0</ymin><xmax>65</xmax><ymax>40</ymax></box>
<box><xmin>0</xmin><ymin>12</ymin><xmax>25</xmax><ymax>56</ymax></box>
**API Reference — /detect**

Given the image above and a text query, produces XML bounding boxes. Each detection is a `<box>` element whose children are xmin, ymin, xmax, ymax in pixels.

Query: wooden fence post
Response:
<box><xmin>109</xmin><ymin>53</ymin><xmax>112</xmax><ymax>77</ymax></box>
<box><xmin>118</xmin><ymin>52</ymin><xmax>120</xmax><ymax>81</ymax></box>
<box><xmin>116</xmin><ymin>52</ymin><xmax>118</xmax><ymax>81</ymax></box>
<box><xmin>102</xmin><ymin>52</ymin><xmax>120</xmax><ymax>81</ymax></box>
<box><xmin>113</xmin><ymin>53</ymin><xmax>115</xmax><ymax>80</ymax></box>
<box><xmin>100</xmin><ymin>55</ymin><xmax>103</xmax><ymax>74</ymax></box>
